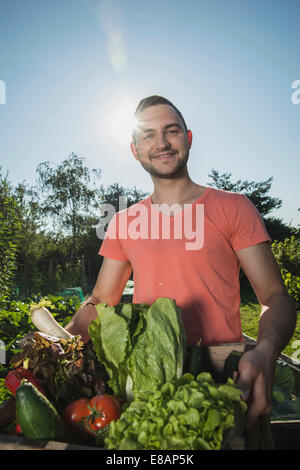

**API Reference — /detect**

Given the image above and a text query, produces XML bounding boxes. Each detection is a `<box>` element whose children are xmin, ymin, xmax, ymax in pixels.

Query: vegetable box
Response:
<box><xmin>0</xmin><ymin>341</ymin><xmax>275</xmax><ymax>450</ymax></box>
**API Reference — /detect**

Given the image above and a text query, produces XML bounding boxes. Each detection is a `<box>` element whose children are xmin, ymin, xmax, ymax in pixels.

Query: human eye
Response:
<box><xmin>166</xmin><ymin>126</ymin><xmax>180</xmax><ymax>135</ymax></box>
<box><xmin>143</xmin><ymin>132</ymin><xmax>154</xmax><ymax>140</ymax></box>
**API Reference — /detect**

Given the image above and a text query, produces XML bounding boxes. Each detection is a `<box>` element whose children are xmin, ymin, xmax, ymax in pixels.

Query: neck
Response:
<box><xmin>150</xmin><ymin>171</ymin><xmax>205</xmax><ymax>205</ymax></box>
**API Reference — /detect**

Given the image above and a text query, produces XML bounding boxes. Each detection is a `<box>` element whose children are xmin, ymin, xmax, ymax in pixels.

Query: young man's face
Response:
<box><xmin>130</xmin><ymin>104</ymin><xmax>192</xmax><ymax>179</ymax></box>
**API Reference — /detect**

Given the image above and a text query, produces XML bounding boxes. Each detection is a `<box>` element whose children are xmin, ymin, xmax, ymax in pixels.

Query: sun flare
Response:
<box><xmin>105</xmin><ymin>92</ymin><xmax>139</xmax><ymax>147</ymax></box>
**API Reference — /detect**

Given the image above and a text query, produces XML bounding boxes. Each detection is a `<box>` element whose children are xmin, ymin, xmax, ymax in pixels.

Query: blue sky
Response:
<box><xmin>0</xmin><ymin>0</ymin><xmax>299</xmax><ymax>227</ymax></box>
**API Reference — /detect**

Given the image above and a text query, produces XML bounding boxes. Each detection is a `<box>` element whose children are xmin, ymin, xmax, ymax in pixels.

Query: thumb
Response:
<box><xmin>237</xmin><ymin>378</ymin><xmax>251</xmax><ymax>402</ymax></box>
<box><xmin>236</xmin><ymin>362</ymin><xmax>256</xmax><ymax>402</ymax></box>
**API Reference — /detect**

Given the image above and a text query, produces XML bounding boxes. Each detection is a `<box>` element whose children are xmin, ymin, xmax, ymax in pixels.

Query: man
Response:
<box><xmin>66</xmin><ymin>95</ymin><xmax>297</xmax><ymax>429</ymax></box>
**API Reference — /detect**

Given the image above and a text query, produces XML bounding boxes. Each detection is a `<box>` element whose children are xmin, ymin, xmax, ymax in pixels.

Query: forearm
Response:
<box><xmin>256</xmin><ymin>292</ymin><xmax>297</xmax><ymax>360</ymax></box>
<box><xmin>65</xmin><ymin>294</ymin><xmax>101</xmax><ymax>342</ymax></box>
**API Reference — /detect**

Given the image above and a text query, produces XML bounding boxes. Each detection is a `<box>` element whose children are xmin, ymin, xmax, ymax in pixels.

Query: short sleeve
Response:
<box><xmin>230</xmin><ymin>194</ymin><xmax>272</xmax><ymax>251</ymax></box>
<box><xmin>98</xmin><ymin>213</ymin><xmax>129</xmax><ymax>262</ymax></box>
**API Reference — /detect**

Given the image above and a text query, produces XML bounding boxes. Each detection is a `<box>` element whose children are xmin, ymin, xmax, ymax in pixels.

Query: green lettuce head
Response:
<box><xmin>88</xmin><ymin>297</ymin><xmax>186</xmax><ymax>401</ymax></box>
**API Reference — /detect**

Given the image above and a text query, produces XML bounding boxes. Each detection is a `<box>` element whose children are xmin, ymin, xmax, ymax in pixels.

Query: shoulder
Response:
<box><xmin>207</xmin><ymin>187</ymin><xmax>244</xmax><ymax>202</ymax></box>
<box><xmin>113</xmin><ymin>197</ymin><xmax>151</xmax><ymax>222</ymax></box>
<box><xmin>205</xmin><ymin>188</ymin><xmax>263</xmax><ymax>227</ymax></box>
<box><xmin>206</xmin><ymin>187</ymin><xmax>248</xmax><ymax>212</ymax></box>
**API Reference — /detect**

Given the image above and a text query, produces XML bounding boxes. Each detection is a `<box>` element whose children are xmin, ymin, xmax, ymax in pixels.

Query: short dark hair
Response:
<box><xmin>134</xmin><ymin>95</ymin><xmax>188</xmax><ymax>133</ymax></box>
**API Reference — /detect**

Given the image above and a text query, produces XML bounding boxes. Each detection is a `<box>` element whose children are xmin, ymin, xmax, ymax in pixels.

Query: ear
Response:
<box><xmin>130</xmin><ymin>141</ymin><xmax>139</xmax><ymax>160</ymax></box>
<box><xmin>187</xmin><ymin>130</ymin><xmax>193</xmax><ymax>148</ymax></box>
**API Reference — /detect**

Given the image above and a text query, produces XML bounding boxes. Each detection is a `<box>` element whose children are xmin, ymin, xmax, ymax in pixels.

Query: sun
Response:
<box><xmin>105</xmin><ymin>91</ymin><xmax>139</xmax><ymax>148</ymax></box>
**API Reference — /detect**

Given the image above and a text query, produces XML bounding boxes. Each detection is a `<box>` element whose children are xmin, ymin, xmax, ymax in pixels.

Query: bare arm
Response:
<box><xmin>235</xmin><ymin>241</ymin><xmax>297</xmax><ymax>428</ymax></box>
<box><xmin>65</xmin><ymin>257</ymin><xmax>132</xmax><ymax>342</ymax></box>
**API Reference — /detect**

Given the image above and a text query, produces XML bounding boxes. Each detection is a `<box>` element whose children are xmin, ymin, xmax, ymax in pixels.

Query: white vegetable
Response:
<box><xmin>30</xmin><ymin>307</ymin><xmax>73</xmax><ymax>339</ymax></box>
<box><xmin>125</xmin><ymin>375</ymin><xmax>134</xmax><ymax>402</ymax></box>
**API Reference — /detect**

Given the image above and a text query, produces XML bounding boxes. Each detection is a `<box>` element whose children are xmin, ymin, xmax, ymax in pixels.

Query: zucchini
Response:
<box><xmin>16</xmin><ymin>380</ymin><xmax>73</xmax><ymax>442</ymax></box>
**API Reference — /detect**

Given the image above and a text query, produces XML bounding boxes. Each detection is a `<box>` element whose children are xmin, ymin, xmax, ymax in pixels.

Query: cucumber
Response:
<box><xmin>16</xmin><ymin>380</ymin><xmax>73</xmax><ymax>442</ymax></box>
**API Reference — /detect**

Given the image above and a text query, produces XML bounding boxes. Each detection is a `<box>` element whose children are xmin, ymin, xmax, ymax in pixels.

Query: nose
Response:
<box><xmin>155</xmin><ymin>131</ymin><xmax>171</xmax><ymax>150</ymax></box>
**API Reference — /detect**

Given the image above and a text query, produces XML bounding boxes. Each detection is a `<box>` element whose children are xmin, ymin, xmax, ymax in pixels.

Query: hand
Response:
<box><xmin>235</xmin><ymin>347</ymin><xmax>276</xmax><ymax>429</ymax></box>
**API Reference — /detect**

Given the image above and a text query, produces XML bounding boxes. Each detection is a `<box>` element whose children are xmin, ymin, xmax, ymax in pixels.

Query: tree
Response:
<box><xmin>272</xmin><ymin>236</ymin><xmax>300</xmax><ymax>307</ymax></box>
<box><xmin>13</xmin><ymin>181</ymin><xmax>45</xmax><ymax>263</ymax></box>
<box><xmin>264</xmin><ymin>217</ymin><xmax>300</xmax><ymax>243</ymax></box>
<box><xmin>207</xmin><ymin>169</ymin><xmax>282</xmax><ymax>216</ymax></box>
<box><xmin>100</xmin><ymin>182</ymin><xmax>149</xmax><ymax>212</ymax></box>
<box><xmin>0</xmin><ymin>170</ymin><xmax>22</xmax><ymax>301</ymax></box>
<box><xmin>35</xmin><ymin>153</ymin><xmax>102</xmax><ymax>256</ymax></box>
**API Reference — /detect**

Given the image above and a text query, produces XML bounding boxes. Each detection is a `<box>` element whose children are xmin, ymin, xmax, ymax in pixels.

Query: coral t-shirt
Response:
<box><xmin>98</xmin><ymin>187</ymin><xmax>271</xmax><ymax>346</ymax></box>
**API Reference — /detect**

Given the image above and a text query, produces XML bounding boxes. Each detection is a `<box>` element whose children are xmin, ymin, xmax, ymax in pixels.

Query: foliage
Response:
<box><xmin>100</xmin><ymin>182</ymin><xmax>149</xmax><ymax>212</ymax></box>
<box><xmin>280</xmin><ymin>270</ymin><xmax>300</xmax><ymax>308</ymax></box>
<box><xmin>13</xmin><ymin>181</ymin><xmax>44</xmax><ymax>263</ymax></box>
<box><xmin>0</xmin><ymin>170</ymin><xmax>23</xmax><ymax>301</ymax></box>
<box><xmin>35</xmin><ymin>153</ymin><xmax>102</xmax><ymax>256</ymax></box>
<box><xmin>10</xmin><ymin>158</ymin><xmax>147</xmax><ymax>296</ymax></box>
<box><xmin>0</xmin><ymin>377</ymin><xmax>11</xmax><ymax>402</ymax></box>
<box><xmin>272</xmin><ymin>236</ymin><xmax>300</xmax><ymax>276</ymax></box>
<box><xmin>207</xmin><ymin>169</ymin><xmax>282</xmax><ymax>216</ymax></box>
<box><xmin>264</xmin><ymin>217</ymin><xmax>300</xmax><ymax>243</ymax></box>
<box><xmin>272</xmin><ymin>236</ymin><xmax>300</xmax><ymax>307</ymax></box>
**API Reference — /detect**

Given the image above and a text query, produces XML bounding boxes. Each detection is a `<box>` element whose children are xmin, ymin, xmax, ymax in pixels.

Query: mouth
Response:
<box><xmin>152</xmin><ymin>152</ymin><xmax>176</xmax><ymax>161</ymax></box>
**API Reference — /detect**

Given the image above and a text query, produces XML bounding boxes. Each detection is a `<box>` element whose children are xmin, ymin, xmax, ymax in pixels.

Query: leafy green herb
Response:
<box><xmin>104</xmin><ymin>372</ymin><xmax>246</xmax><ymax>450</ymax></box>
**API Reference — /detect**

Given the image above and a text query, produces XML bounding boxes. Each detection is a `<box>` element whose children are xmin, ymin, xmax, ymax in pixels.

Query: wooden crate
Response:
<box><xmin>0</xmin><ymin>433</ymin><xmax>99</xmax><ymax>450</ymax></box>
<box><xmin>0</xmin><ymin>341</ymin><xmax>274</xmax><ymax>450</ymax></box>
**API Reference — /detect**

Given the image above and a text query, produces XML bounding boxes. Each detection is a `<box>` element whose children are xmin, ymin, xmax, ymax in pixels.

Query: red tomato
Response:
<box><xmin>62</xmin><ymin>397</ymin><xmax>90</xmax><ymax>436</ymax></box>
<box><xmin>62</xmin><ymin>394</ymin><xmax>121</xmax><ymax>437</ymax></box>
<box><xmin>85</xmin><ymin>395</ymin><xmax>121</xmax><ymax>433</ymax></box>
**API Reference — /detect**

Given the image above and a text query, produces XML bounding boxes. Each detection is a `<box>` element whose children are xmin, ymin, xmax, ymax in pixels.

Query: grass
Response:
<box><xmin>240</xmin><ymin>301</ymin><xmax>300</xmax><ymax>358</ymax></box>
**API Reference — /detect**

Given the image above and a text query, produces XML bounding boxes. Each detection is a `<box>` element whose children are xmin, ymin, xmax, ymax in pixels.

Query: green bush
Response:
<box><xmin>280</xmin><ymin>269</ymin><xmax>300</xmax><ymax>308</ymax></box>
<box><xmin>272</xmin><ymin>236</ymin><xmax>300</xmax><ymax>307</ymax></box>
<box><xmin>272</xmin><ymin>236</ymin><xmax>300</xmax><ymax>275</ymax></box>
<box><xmin>0</xmin><ymin>177</ymin><xmax>22</xmax><ymax>301</ymax></box>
